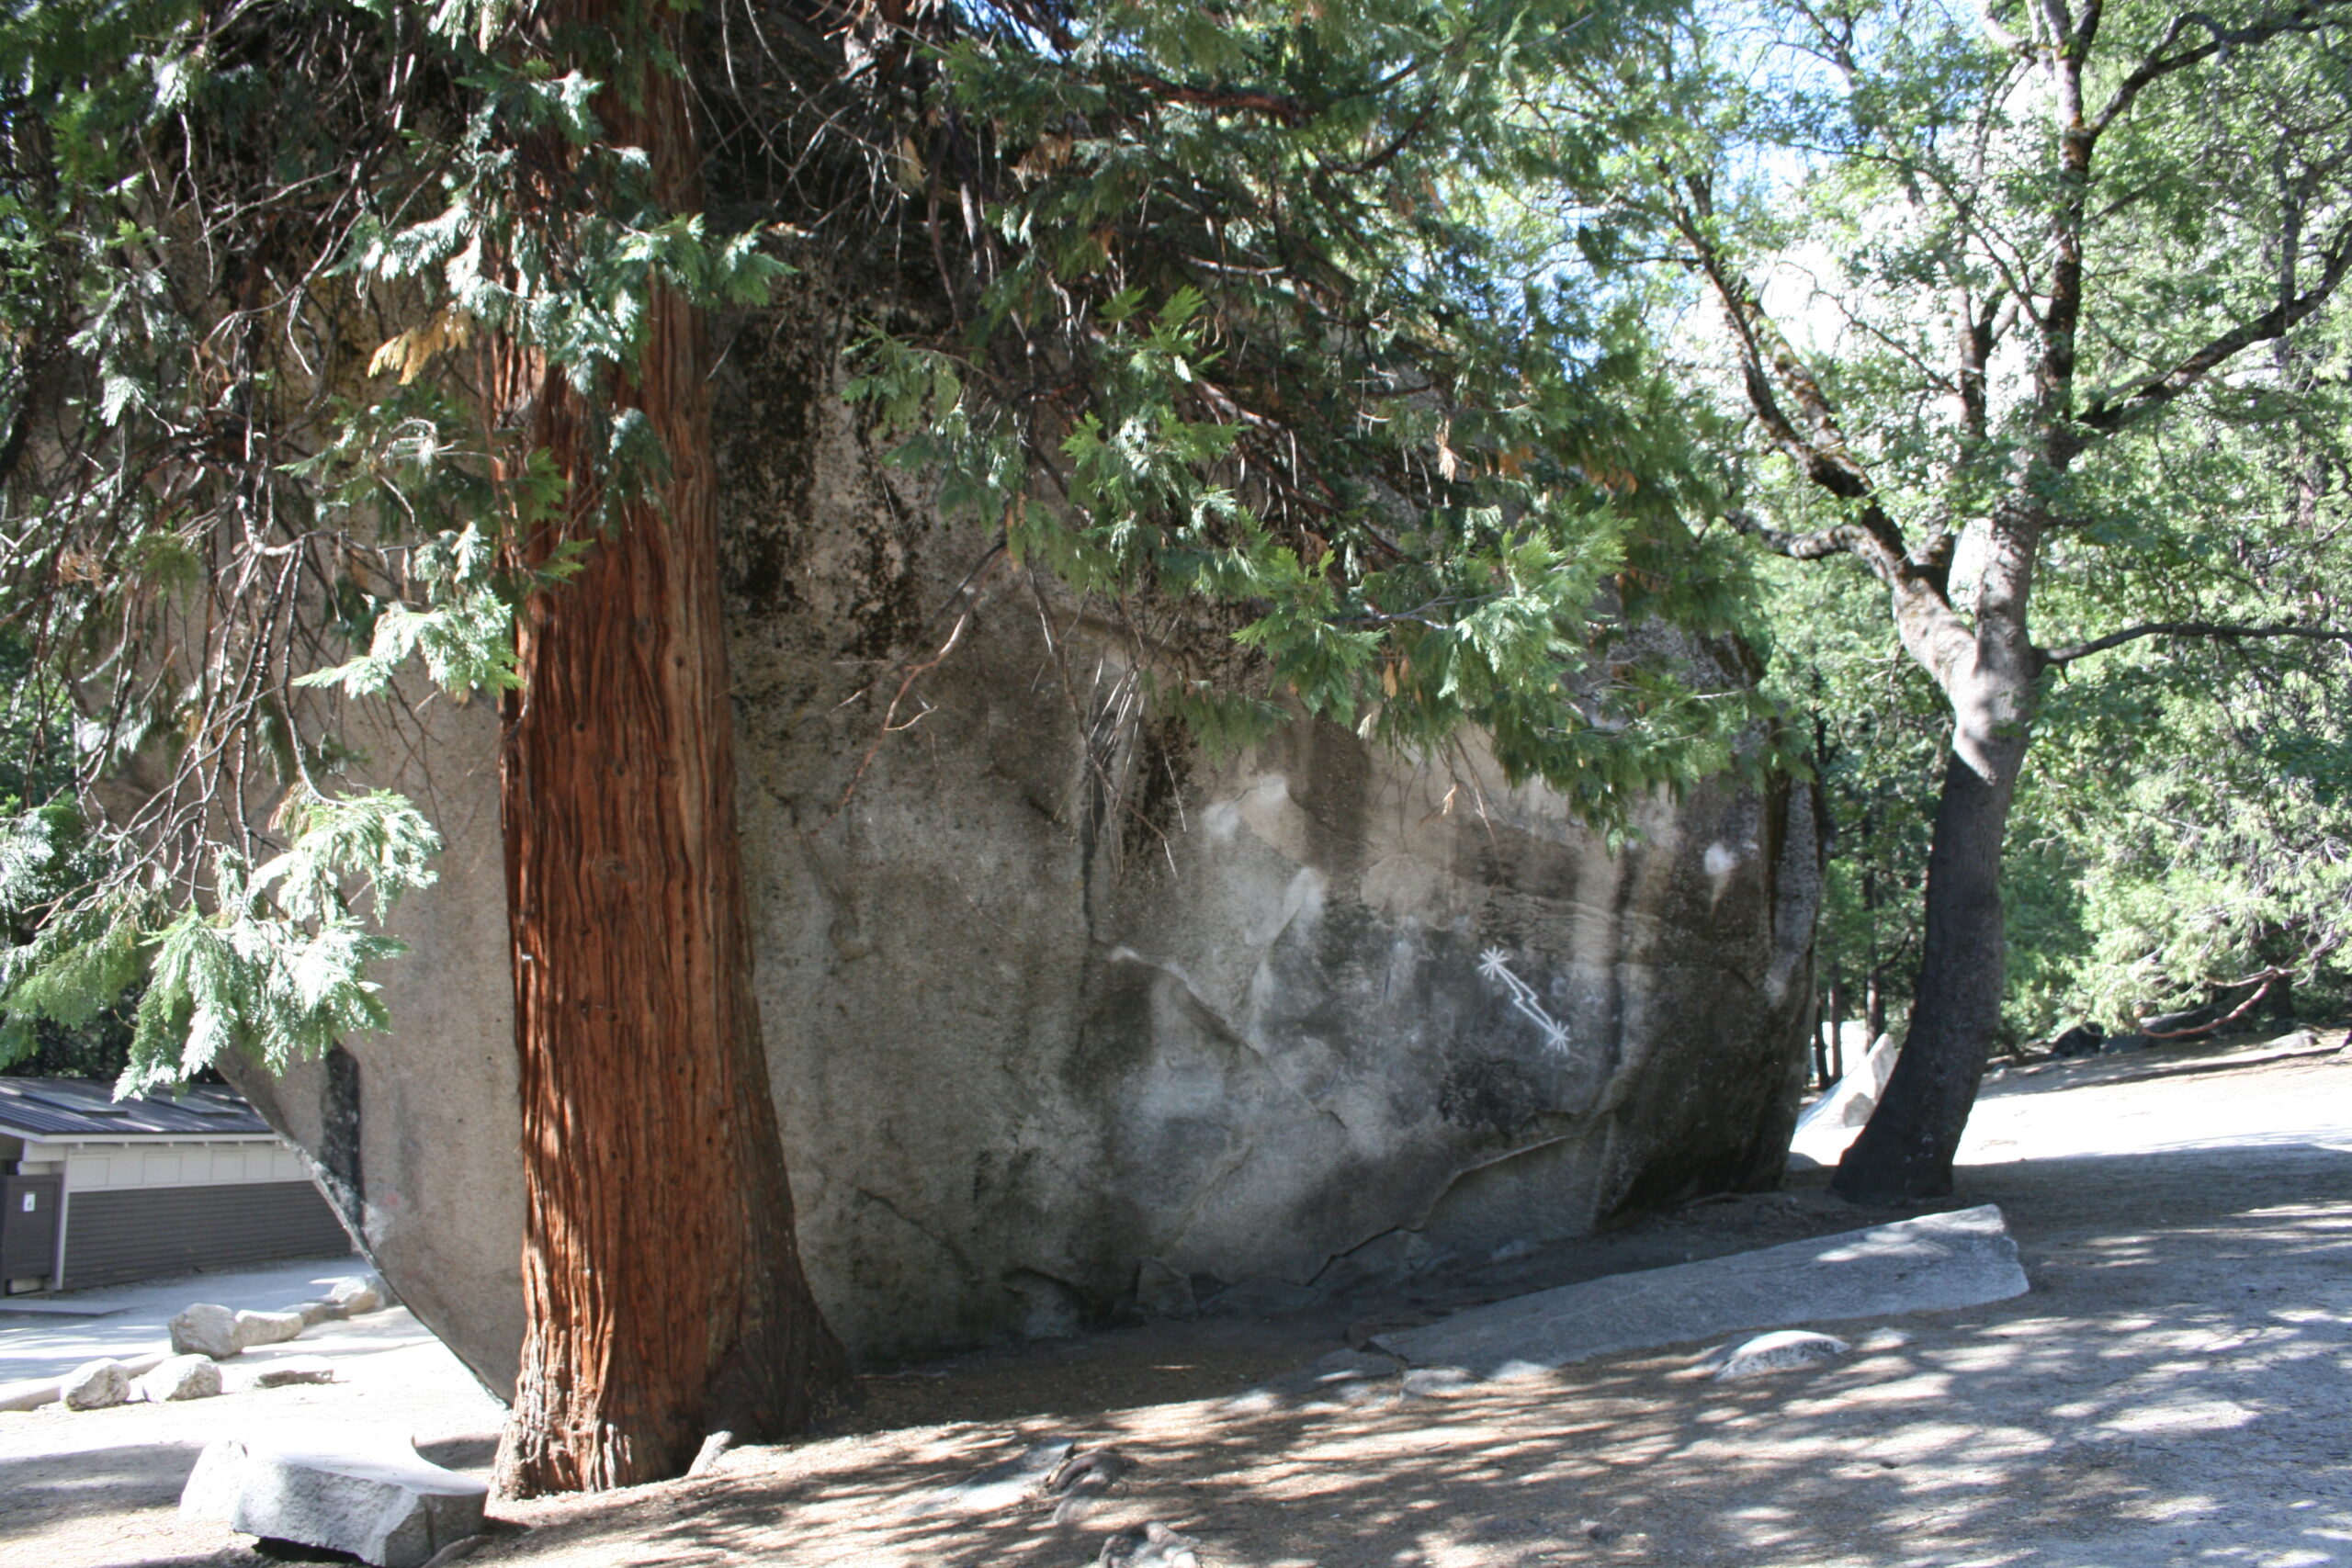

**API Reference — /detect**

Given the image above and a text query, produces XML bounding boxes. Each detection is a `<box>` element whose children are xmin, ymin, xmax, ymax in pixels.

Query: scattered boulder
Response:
<box><xmin>1099</xmin><ymin>1522</ymin><xmax>1203</xmax><ymax>1568</ymax></box>
<box><xmin>2099</xmin><ymin>1032</ymin><xmax>2154</xmax><ymax>1054</ymax></box>
<box><xmin>169</xmin><ymin>1303</ymin><xmax>242</xmax><ymax>1359</ymax></box>
<box><xmin>326</xmin><ymin>1275</ymin><xmax>387</xmax><ymax>1316</ymax></box>
<box><xmin>138</xmin><ymin>1354</ymin><xmax>224</xmax><ymax>1403</ymax></box>
<box><xmin>908</xmin><ymin>1438</ymin><xmax>1074</xmax><ymax>1516</ymax></box>
<box><xmin>1045</xmin><ymin>1445</ymin><xmax>1135</xmax><ymax>1524</ymax></box>
<box><xmin>686</xmin><ymin>1431</ymin><xmax>735</xmax><ymax>1478</ymax></box>
<box><xmin>1707</xmin><ymin>1330</ymin><xmax>1851</xmax><ymax>1380</ymax></box>
<box><xmin>232</xmin><ymin>1308</ymin><xmax>307</xmax><ymax>1350</ymax></box>
<box><xmin>61</xmin><ymin>1359</ymin><xmax>130</xmax><ymax>1411</ymax></box>
<box><xmin>292</xmin><ymin>1299</ymin><xmax>347</xmax><ymax>1327</ymax></box>
<box><xmin>2047</xmin><ymin>1021</ymin><xmax>2105</xmax><ymax>1058</ymax></box>
<box><xmin>249</xmin><ymin>1357</ymin><xmax>340</xmax><ymax>1389</ymax></box>
<box><xmin>1373</xmin><ymin>1205</ymin><xmax>2029</xmax><ymax>1378</ymax></box>
<box><xmin>180</xmin><ymin>1432</ymin><xmax>488</xmax><ymax>1568</ymax></box>
<box><xmin>1046</xmin><ymin>1445</ymin><xmax>1134</xmax><ymax>1498</ymax></box>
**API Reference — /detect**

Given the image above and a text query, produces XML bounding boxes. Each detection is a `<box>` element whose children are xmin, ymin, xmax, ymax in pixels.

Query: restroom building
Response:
<box><xmin>0</xmin><ymin>1077</ymin><xmax>351</xmax><ymax>1292</ymax></box>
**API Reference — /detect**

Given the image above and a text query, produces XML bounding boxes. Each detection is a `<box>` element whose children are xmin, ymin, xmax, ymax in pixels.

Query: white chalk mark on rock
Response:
<box><xmin>1477</xmin><ymin>948</ymin><xmax>1571</xmax><ymax>1055</ymax></box>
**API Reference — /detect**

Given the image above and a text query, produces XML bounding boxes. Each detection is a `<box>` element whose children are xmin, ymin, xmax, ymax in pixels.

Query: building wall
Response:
<box><xmin>52</xmin><ymin>1140</ymin><xmax>310</xmax><ymax>1191</ymax></box>
<box><xmin>61</xmin><ymin>1181</ymin><xmax>352</xmax><ymax>1289</ymax></box>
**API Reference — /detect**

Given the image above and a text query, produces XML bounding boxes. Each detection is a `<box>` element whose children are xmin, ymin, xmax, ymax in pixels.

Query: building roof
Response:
<box><xmin>0</xmin><ymin>1077</ymin><xmax>275</xmax><ymax>1140</ymax></box>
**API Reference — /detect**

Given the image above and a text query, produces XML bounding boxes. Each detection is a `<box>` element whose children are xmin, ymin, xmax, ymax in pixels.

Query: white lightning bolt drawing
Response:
<box><xmin>1476</xmin><ymin>946</ymin><xmax>1571</xmax><ymax>1055</ymax></box>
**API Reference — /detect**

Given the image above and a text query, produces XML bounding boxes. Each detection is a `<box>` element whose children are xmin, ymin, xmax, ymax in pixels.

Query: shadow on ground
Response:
<box><xmin>442</xmin><ymin>1140</ymin><xmax>2352</xmax><ymax>1568</ymax></box>
<box><xmin>0</xmin><ymin>1438</ymin><xmax>208</xmax><ymax>1545</ymax></box>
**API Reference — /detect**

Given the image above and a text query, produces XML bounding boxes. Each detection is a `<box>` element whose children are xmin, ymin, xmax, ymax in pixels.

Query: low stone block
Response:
<box><xmin>1708</xmin><ymin>1329</ymin><xmax>1851</xmax><ymax>1380</ymax></box>
<box><xmin>249</xmin><ymin>1357</ymin><xmax>339</xmax><ymax>1388</ymax></box>
<box><xmin>293</xmin><ymin>1298</ymin><xmax>348</xmax><ymax>1326</ymax></box>
<box><xmin>62</xmin><ymin>1359</ymin><xmax>130</xmax><ymax>1410</ymax></box>
<box><xmin>180</xmin><ymin>1432</ymin><xmax>487</xmax><ymax>1568</ymax></box>
<box><xmin>232</xmin><ymin>1308</ymin><xmax>306</xmax><ymax>1350</ymax></box>
<box><xmin>139</xmin><ymin>1354</ymin><xmax>223</xmax><ymax>1403</ymax></box>
<box><xmin>1374</xmin><ymin>1205</ymin><xmax>2029</xmax><ymax>1378</ymax></box>
<box><xmin>170</xmin><ymin>1303</ymin><xmax>242</xmax><ymax>1359</ymax></box>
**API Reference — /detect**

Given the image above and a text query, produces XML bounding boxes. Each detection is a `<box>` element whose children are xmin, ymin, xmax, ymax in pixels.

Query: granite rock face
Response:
<box><xmin>230</xmin><ymin>310</ymin><xmax>1820</xmax><ymax>1395</ymax></box>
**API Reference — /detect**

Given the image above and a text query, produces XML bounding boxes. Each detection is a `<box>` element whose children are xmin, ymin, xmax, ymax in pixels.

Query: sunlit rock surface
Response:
<box><xmin>232</xmin><ymin>314</ymin><xmax>1819</xmax><ymax>1396</ymax></box>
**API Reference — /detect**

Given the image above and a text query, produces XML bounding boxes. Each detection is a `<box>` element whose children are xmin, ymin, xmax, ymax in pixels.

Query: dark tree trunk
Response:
<box><xmin>490</xmin><ymin>10</ymin><xmax>851</xmax><ymax>1496</ymax></box>
<box><xmin>1833</xmin><ymin>724</ymin><xmax>2028</xmax><ymax>1201</ymax></box>
<box><xmin>1865</xmin><ymin>967</ymin><xmax>1886</xmax><ymax>1041</ymax></box>
<box><xmin>1823</xmin><ymin>969</ymin><xmax>1845</xmax><ymax>1087</ymax></box>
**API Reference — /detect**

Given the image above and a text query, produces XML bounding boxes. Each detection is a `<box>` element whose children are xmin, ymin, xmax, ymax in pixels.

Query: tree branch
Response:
<box><xmin>2092</xmin><ymin>0</ymin><xmax>2352</xmax><ymax>134</ymax></box>
<box><xmin>1130</xmin><ymin>74</ymin><xmax>1312</xmax><ymax>125</ymax></box>
<box><xmin>1724</xmin><ymin>509</ymin><xmax>1885</xmax><ymax>562</ymax></box>
<box><xmin>2075</xmin><ymin>220</ymin><xmax>2352</xmax><ymax>434</ymax></box>
<box><xmin>2043</xmin><ymin>619</ymin><xmax>2352</xmax><ymax>663</ymax></box>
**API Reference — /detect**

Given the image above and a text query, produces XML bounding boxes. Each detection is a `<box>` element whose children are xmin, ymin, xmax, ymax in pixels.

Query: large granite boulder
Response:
<box><xmin>229</xmin><ymin>311</ymin><xmax>1820</xmax><ymax>1395</ymax></box>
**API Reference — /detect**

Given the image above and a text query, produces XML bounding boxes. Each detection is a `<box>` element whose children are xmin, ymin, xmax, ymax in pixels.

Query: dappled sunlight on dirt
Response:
<box><xmin>7</xmin><ymin>1043</ymin><xmax>2346</xmax><ymax>1568</ymax></box>
<box><xmin>466</xmin><ymin>1131</ymin><xmax>2352</xmax><ymax>1568</ymax></box>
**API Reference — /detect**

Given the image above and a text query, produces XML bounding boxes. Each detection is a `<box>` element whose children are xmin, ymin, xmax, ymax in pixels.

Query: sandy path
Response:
<box><xmin>6</xmin><ymin>1033</ymin><xmax>2347</xmax><ymax>1568</ymax></box>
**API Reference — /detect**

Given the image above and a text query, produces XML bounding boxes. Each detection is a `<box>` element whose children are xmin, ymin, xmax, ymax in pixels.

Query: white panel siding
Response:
<box><xmin>59</xmin><ymin>1139</ymin><xmax>304</xmax><ymax>1191</ymax></box>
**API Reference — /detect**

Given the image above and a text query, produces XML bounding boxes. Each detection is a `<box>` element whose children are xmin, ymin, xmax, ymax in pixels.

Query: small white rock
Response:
<box><xmin>1708</xmin><ymin>1329</ymin><xmax>1851</xmax><ymax>1381</ymax></box>
<box><xmin>293</xmin><ymin>1298</ymin><xmax>347</xmax><ymax>1326</ymax></box>
<box><xmin>139</xmin><ymin>1353</ymin><xmax>224</xmax><ymax>1403</ymax></box>
<box><xmin>61</xmin><ymin>1359</ymin><xmax>130</xmax><ymax>1410</ymax></box>
<box><xmin>169</xmin><ymin>1303</ymin><xmax>241</xmax><ymax>1359</ymax></box>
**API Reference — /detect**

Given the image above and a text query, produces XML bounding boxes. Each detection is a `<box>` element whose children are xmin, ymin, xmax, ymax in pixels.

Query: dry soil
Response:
<box><xmin>5</xmin><ymin>1029</ymin><xmax>2348</xmax><ymax>1568</ymax></box>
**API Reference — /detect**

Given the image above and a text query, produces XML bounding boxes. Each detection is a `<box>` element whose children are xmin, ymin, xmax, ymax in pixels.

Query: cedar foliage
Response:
<box><xmin>0</xmin><ymin>0</ymin><xmax>1776</xmax><ymax>1094</ymax></box>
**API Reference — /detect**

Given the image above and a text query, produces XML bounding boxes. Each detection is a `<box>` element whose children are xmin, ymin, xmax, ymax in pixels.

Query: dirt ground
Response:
<box><xmin>6</xmin><ymin>1029</ymin><xmax>2348</xmax><ymax>1568</ymax></box>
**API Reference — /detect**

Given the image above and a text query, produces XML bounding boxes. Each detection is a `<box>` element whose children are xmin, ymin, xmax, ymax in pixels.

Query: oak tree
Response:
<box><xmin>1585</xmin><ymin>0</ymin><xmax>2352</xmax><ymax>1196</ymax></box>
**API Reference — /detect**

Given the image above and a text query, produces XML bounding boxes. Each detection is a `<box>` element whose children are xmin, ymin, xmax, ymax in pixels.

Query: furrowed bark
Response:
<box><xmin>492</xmin><ymin>7</ymin><xmax>851</xmax><ymax>1497</ymax></box>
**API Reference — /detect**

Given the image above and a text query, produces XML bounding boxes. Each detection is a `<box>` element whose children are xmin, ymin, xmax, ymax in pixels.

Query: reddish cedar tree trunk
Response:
<box><xmin>492</xmin><ymin>10</ymin><xmax>851</xmax><ymax>1496</ymax></box>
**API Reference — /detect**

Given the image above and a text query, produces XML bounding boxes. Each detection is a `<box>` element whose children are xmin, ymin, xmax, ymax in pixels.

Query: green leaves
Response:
<box><xmin>845</xmin><ymin>0</ymin><xmax>1770</xmax><ymax>825</ymax></box>
<box><xmin>0</xmin><ymin>788</ymin><xmax>440</xmax><ymax>1092</ymax></box>
<box><xmin>296</xmin><ymin>525</ymin><xmax>522</xmax><ymax>700</ymax></box>
<box><xmin>0</xmin><ymin>0</ymin><xmax>812</xmax><ymax>1089</ymax></box>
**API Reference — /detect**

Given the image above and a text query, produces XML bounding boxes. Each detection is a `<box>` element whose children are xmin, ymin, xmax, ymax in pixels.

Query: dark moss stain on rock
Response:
<box><xmin>843</xmin><ymin>512</ymin><xmax>929</xmax><ymax>660</ymax></box>
<box><xmin>1437</xmin><ymin>1054</ymin><xmax>1548</xmax><ymax>1140</ymax></box>
<box><xmin>1121</xmin><ymin>715</ymin><xmax>1193</xmax><ymax>865</ymax></box>
<box><xmin>714</xmin><ymin>310</ymin><xmax>830</xmax><ymax>614</ymax></box>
